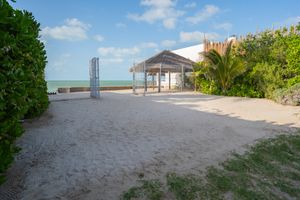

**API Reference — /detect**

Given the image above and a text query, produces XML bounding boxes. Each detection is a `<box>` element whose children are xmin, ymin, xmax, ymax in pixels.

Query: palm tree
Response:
<box><xmin>203</xmin><ymin>41</ymin><xmax>245</xmax><ymax>93</ymax></box>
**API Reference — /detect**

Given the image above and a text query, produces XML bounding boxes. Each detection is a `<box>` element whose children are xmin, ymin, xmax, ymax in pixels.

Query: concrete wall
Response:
<box><xmin>58</xmin><ymin>86</ymin><xmax>132</xmax><ymax>93</ymax></box>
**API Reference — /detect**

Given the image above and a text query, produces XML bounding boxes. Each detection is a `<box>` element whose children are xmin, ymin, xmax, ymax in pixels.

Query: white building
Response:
<box><xmin>158</xmin><ymin>44</ymin><xmax>204</xmax><ymax>88</ymax></box>
<box><xmin>172</xmin><ymin>44</ymin><xmax>204</xmax><ymax>62</ymax></box>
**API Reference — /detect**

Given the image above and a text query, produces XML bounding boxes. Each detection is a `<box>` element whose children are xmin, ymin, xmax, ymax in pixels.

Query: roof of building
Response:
<box><xmin>129</xmin><ymin>50</ymin><xmax>195</xmax><ymax>73</ymax></box>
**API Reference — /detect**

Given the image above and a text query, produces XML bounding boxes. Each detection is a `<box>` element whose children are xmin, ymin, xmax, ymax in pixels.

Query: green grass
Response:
<box><xmin>122</xmin><ymin>133</ymin><xmax>300</xmax><ymax>200</ymax></box>
<box><xmin>122</xmin><ymin>179</ymin><xmax>163</xmax><ymax>200</ymax></box>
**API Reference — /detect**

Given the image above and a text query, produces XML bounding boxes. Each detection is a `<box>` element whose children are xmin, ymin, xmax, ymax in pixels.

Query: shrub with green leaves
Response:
<box><xmin>0</xmin><ymin>0</ymin><xmax>48</xmax><ymax>183</ymax></box>
<box><xmin>194</xmin><ymin>25</ymin><xmax>300</xmax><ymax>104</ymax></box>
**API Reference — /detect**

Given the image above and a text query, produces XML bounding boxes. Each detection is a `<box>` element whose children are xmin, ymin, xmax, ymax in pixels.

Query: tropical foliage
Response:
<box><xmin>193</xmin><ymin>25</ymin><xmax>300</xmax><ymax>104</ymax></box>
<box><xmin>202</xmin><ymin>41</ymin><xmax>245</xmax><ymax>93</ymax></box>
<box><xmin>0</xmin><ymin>0</ymin><xmax>48</xmax><ymax>183</ymax></box>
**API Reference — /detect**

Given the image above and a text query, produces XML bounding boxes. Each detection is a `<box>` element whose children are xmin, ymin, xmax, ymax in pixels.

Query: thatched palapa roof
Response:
<box><xmin>129</xmin><ymin>50</ymin><xmax>195</xmax><ymax>73</ymax></box>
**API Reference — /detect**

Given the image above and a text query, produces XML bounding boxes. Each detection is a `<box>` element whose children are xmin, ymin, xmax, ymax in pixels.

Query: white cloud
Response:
<box><xmin>161</xmin><ymin>40</ymin><xmax>176</xmax><ymax>47</ymax></box>
<box><xmin>139</xmin><ymin>42</ymin><xmax>158</xmax><ymax>48</ymax></box>
<box><xmin>180</xmin><ymin>31</ymin><xmax>219</xmax><ymax>43</ymax></box>
<box><xmin>94</xmin><ymin>34</ymin><xmax>104</xmax><ymax>42</ymax></box>
<box><xmin>98</xmin><ymin>46</ymin><xmax>141</xmax><ymax>64</ymax></box>
<box><xmin>163</xmin><ymin>18</ymin><xmax>177</xmax><ymax>29</ymax></box>
<box><xmin>97</xmin><ymin>41</ymin><xmax>158</xmax><ymax>64</ymax></box>
<box><xmin>65</xmin><ymin>18</ymin><xmax>90</xmax><ymax>29</ymax></box>
<box><xmin>116</xmin><ymin>22</ymin><xmax>127</xmax><ymax>28</ymax></box>
<box><xmin>214</xmin><ymin>22</ymin><xmax>233</xmax><ymax>31</ymax></box>
<box><xmin>184</xmin><ymin>2</ymin><xmax>196</xmax><ymax>8</ymax></box>
<box><xmin>186</xmin><ymin>5</ymin><xmax>219</xmax><ymax>25</ymax></box>
<box><xmin>41</xmin><ymin>18</ymin><xmax>90</xmax><ymax>41</ymax></box>
<box><xmin>98</xmin><ymin>47</ymin><xmax>140</xmax><ymax>57</ymax></box>
<box><xmin>127</xmin><ymin>0</ymin><xmax>184</xmax><ymax>29</ymax></box>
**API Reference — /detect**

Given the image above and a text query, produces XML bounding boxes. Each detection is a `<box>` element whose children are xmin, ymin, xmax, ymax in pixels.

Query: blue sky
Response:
<box><xmin>12</xmin><ymin>0</ymin><xmax>300</xmax><ymax>80</ymax></box>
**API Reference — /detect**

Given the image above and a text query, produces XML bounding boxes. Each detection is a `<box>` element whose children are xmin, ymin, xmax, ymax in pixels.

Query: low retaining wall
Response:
<box><xmin>58</xmin><ymin>86</ymin><xmax>132</xmax><ymax>93</ymax></box>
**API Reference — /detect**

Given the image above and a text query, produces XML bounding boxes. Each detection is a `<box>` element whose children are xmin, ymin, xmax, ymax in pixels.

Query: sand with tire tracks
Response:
<box><xmin>0</xmin><ymin>91</ymin><xmax>299</xmax><ymax>200</ymax></box>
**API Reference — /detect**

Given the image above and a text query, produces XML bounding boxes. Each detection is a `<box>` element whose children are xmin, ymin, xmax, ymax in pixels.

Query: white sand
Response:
<box><xmin>1</xmin><ymin>91</ymin><xmax>299</xmax><ymax>200</ymax></box>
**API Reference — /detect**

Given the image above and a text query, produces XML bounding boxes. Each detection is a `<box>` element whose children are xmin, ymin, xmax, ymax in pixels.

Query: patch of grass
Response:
<box><xmin>166</xmin><ymin>173</ymin><xmax>202</xmax><ymax>200</ymax></box>
<box><xmin>123</xmin><ymin>133</ymin><xmax>300</xmax><ymax>200</ymax></box>
<box><xmin>122</xmin><ymin>179</ymin><xmax>163</xmax><ymax>200</ymax></box>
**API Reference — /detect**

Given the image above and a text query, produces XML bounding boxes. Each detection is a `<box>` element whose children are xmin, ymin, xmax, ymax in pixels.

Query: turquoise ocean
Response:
<box><xmin>47</xmin><ymin>80</ymin><xmax>132</xmax><ymax>92</ymax></box>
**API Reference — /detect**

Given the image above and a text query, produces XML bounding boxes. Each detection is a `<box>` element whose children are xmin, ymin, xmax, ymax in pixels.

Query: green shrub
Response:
<box><xmin>287</xmin><ymin>75</ymin><xmax>300</xmax><ymax>87</ymax></box>
<box><xmin>194</xmin><ymin>25</ymin><xmax>300</xmax><ymax>103</ymax></box>
<box><xmin>0</xmin><ymin>0</ymin><xmax>48</xmax><ymax>183</ymax></box>
<box><xmin>226</xmin><ymin>83</ymin><xmax>263</xmax><ymax>98</ymax></box>
<box><xmin>250</xmin><ymin>62</ymin><xmax>284</xmax><ymax>98</ymax></box>
<box><xmin>273</xmin><ymin>83</ymin><xmax>300</xmax><ymax>106</ymax></box>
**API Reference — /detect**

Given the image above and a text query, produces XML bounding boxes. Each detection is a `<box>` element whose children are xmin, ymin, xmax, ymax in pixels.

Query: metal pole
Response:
<box><xmin>152</xmin><ymin>74</ymin><xmax>154</xmax><ymax>91</ymax></box>
<box><xmin>143</xmin><ymin>62</ymin><xmax>146</xmax><ymax>96</ymax></box>
<box><xmin>158</xmin><ymin>63</ymin><xmax>162</xmax><ymax>93</ymax></box>
<box><xmin>168</xmin><ymin>71</ymin><xmax>171</xmax><ymax>90</ymax></box>
<box><xmin>193</xmin><ymin>67</ymin><xmax>196</xmax><ymax>92</ymax></box>
<box><xmin>144</xmin><ymin>62</ymin><xmax>147</xmax><ymax>93</ymax></box>
<box><xmin>181</xmin><ymin>65</ymin><xmax>184</xmax><ymax>92</ymax></box>
<box><xmin>133</xmin><ymin>66</ymin><xmax>136</xmax><ymax>94</ymax></box>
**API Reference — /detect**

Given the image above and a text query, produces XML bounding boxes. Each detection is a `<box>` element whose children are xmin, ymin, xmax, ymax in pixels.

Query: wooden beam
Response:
<box><xmin>181</xmin><ymin>65</ymin><xmax>184</xmax><ymax>92</ymax></box>
<box><xmin>168</xmin><ymin>71</ymin><xmax>171</xmax><ymax>90</ymax></box>
<box><xmin>133</xmin><ymin>69</ymin><xmax>136</xmax><ymax>94</ymax></box>
<box><xmin>152</xmin><ymin>74</ymin><xmax>154</xmax><ymax>91</ymax></box>
<box><xmin>158</xmin><ymin>64</ymin><xmax>162</xmax><ymax>93</ymax></box>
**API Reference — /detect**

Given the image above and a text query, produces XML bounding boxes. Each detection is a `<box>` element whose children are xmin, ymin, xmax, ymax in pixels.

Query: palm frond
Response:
<box><xmin>202</xmin><ymin>41</ymin><xmax>245</xmax><ymax>92</ymax></box>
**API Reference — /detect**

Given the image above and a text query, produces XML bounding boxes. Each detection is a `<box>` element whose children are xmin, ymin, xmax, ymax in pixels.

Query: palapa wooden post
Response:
<box><xmin>158</xmin><ymin>63</ymin><xmax>162</xmax><ymax>93</ymax></box>
<box><xmin>133</xmin><ymin>67</ymin><xmax>136</xmax><ymax>94</ymax></box>
<box><xmin>181</xmin><ymin>65</ymin><xmax>184</xmax><ymax>92</ymax></box>
<box><xmin>152</xmin><ymin>74</ymin><xmax>154</xmax><ymax>91</ymax></box>
<box><xmin>168</xmin><ymin>71</ymin><xmax>171</xmax><ymax>90</ymax></box>
<box><xmin>193</xmin><ymin>67</ymin><xmax>196</xmax><ymax>92</ymax></box>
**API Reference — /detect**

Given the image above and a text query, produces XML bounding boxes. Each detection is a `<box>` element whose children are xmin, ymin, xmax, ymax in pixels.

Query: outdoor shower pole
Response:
<box><xmin>158</xmin><ymin>63</ymin><xmax>162</xmax><ymax>93</ymax></box>
<box><xmin>193</xmin><ymin>67</ymin><xmax>196</xmax><ymax>92</ymax></box>
<box><xmin>181</xmin><ymin>65</ymin><xmax>184</xmax><ymax>92</ymax></box>
<box><xmin>152</xmin><ymin>74</ymin><xmax>154</xmax><ymax>91</ymax></box>
<box><xmin>168</xmin><ymin>71</ymin><xmax>171</xmax><ymax>90</ymax></box>
<box><xmin>133</xmin><ymin>64</ymin><xmax>136</xmax><ymax>94</ymax></box>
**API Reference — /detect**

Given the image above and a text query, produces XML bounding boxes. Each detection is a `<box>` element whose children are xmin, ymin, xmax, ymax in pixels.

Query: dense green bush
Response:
<box><xmin>194</xmin><ymin>25</ymin><xmax>300</xmax><ymax>104</ymax></box>
<box><xmin>191</xmin><ymin>62</ymin><xmax>219</xmax><ymax>94</ymax></box>
<box><xmin>0</xmin><ymin>0</ymin><xmax>48</xmax><ymax>183</ymax></box>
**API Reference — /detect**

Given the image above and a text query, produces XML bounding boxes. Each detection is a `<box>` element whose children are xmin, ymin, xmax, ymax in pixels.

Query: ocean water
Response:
<box><xmin>47</xmin><ymin>80</ymin><xmax>132</xmax><ymax>92</ymax></box>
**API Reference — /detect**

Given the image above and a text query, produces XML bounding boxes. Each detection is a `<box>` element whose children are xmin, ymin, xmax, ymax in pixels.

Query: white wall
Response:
<box><xmin>172</xmin><ymin>44</ymin><xmax>204</xmax><ymax>62</ymax></box>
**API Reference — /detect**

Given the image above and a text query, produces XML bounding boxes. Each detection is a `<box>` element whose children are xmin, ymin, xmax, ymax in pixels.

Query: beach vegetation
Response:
<box><xmin>123</xmin><ymin>133</ymin><xmax>300</xmax><ymax>200</ymax></box>
<box><xmin>122</xmin><ymin>179</ymin><xmax>163</xmax><ymax>200</ymax></box>
<box><xmin>0</xmin><ymin>0</ymin><xmax>48</xmax><ymax>183</ymax></box>
<box><xmin>202</xmin><ymin>41</ymin><xmax>245</xmax><ymax>94</ymax></box>
<box><xmin>193</xmin><ymin>25</ymin><xmax>300</xmax><ymax>105</ymax></box>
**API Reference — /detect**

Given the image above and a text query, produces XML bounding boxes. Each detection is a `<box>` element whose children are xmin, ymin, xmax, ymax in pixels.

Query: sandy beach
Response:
<box><xmin>1</xmin><ymin>91</ymin><xmax>299</xmax><ymax>200</ymax></box>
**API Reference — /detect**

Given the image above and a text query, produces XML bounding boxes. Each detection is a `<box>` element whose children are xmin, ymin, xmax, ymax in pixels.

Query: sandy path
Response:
<box><xmin>0</xmin><ymin>92</ymin><xmax>299</xmax><ymax>200</ymax></box>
